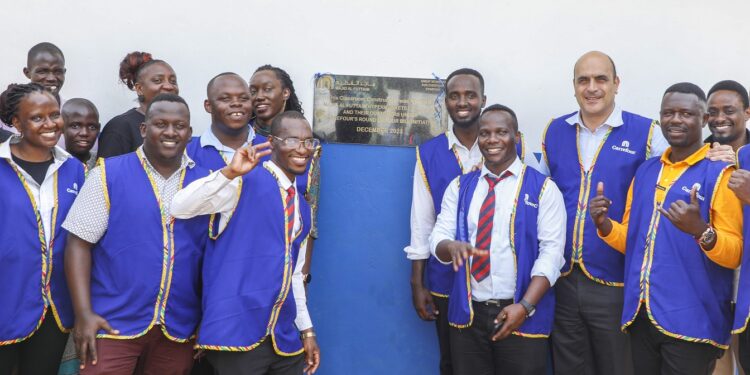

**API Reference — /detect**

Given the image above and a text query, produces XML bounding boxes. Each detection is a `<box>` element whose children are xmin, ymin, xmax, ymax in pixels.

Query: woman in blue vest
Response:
<box><xmin>0</xmin><ymin>83</ymin><xmax>85</xmax><ymax>374</ymax></box>
<box><xmin>590</xmin><ymin>83</ymin><xmax>743</xmax><ymax>374</ymax></box>
<box><xmin>431</xmin><ymin>105</ymin><xmax>566</xmax><ymax>374</ymax></box>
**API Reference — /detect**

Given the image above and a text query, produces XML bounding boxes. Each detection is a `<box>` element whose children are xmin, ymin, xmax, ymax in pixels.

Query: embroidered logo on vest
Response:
<box><xmin>66</xmin><ymin>182</ymin><xmax>79</xmax><ymax>195</ymax></box>
<box><xmin>682</xmin><ymin>183</ymin><xmax>705</xmax><ymax>201</ymax></box>
<box><xmin>524</xmin><ymin>193</ymin><xmax>539</xmax><ymax>208</ymax></box>
<box><xmin>611</xmin><ymin>140</ymin><xmax>636</xmax><ymax>155</ymax></box>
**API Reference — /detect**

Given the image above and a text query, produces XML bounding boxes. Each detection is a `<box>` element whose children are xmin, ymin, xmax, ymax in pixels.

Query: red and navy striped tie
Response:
<box><xmin>471</xmin><ymin>171</ymin><xmax>512</xmax><ymax>282</ymax></box>
<box><xmin>285</xmin><ymin>187</ymin><xmax>296</xmax><ymax>244</ymax></box>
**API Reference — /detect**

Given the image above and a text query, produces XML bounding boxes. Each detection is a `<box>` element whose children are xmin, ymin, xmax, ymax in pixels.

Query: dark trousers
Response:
<box><xmin>434</xmin><ymin>295</ymin><xmax>453</xmax><ymax>375</ymax></box>
<box><xmin>740</xmin><ymin>329</ymin><xmax>750</xmax><ymax>373</ymax></box>
<box><xmin>629</xmin><ymin>309</ymin><xmax>721</xmax><ymax>375</ymax></box>
<box><xmin>551</xmin><ymin>265</ymin><xmax>633</xmax><ymax>375</ymax></box>
<box><xmin>206</xmin><ymin>339</ymin><xmax>304</xmax><ymax>375</ymax></box>
<box><xmin>80</xmin><ymin>326</ymin><xmax>194</xmax><ymax>375</ymax></box>
<box><xmin>0</xmin><ymin>311</ymin><xmax>68</xmax><ymax>375</ymax></box>
<box><xmin>449</xmin><ymin>299</ymin><xmax>548</xmax><ymax>375</ymax></box>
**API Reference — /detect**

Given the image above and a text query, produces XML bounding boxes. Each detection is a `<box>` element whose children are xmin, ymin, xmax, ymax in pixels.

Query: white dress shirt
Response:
<box><xmin>538</xmin><ymin>106</ymin><xmax>668</xmax><ymax>175</ymax></box>
<box><xmin>429</xmin><ymin>157</ymin><xmax>566</xmax><ymax>301</ymax></box>
<box><xmin>199</xmin><ymin>126</ymin><xmax>256</xmax><ymax>163</ymax></box>
<box><xmin>404</xmin><ymin>130</ymin><xmax>483</xmax><ymax>261</ymax></box>
<box><xmin>170</xmin><ymin>161</ymin><xmax>312</xmax><ymax>331</ymax></box>
<box><xmin>0</xmin><ymin>136</ymin><xmax>73</xmax><ymax>246</ymax></box>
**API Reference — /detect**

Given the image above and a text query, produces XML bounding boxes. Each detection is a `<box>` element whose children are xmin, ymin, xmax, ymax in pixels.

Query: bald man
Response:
<box><xmin>540</xmin><ymin>51</ymin><xmax>668</xmax><ymax>375</ymax></box>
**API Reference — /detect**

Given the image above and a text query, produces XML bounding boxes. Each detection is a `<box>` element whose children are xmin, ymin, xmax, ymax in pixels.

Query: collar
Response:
<box><xmin>136</xmin><ymin>145</ymin><xmax>195</xmax><ymax>173</ymax></box>
<box><xmin>480</xmin><ymin>155</ymin><xmax>522</xmax><ymax>179</ymax></box>
<box><xmin>566</xmin><ymin>106</ymin><xmax>624</xmax><ymax>129</ymax></box>
<box><xmin>446</xmin><ymin>128</ymin><xmax>478</xmax><ymax>151</ymax></box>
<box><xmin>660</xmin><ymin>143</ymin><xmax>710</xmax><ymax>166</ymax></box>
<box><xmin>0</xmin><ymin>135</ymin><xmax>71</xmax><ymax>163</ymax></box>
<box><xmin>199</xmin><ymin>125</ymin><xmax>256</xmax><ymax>150</ymax></box>
<box><xmin>264</xmin><ymin>160</ymin><xmax>295</xmax><ymax>190</ymax></box>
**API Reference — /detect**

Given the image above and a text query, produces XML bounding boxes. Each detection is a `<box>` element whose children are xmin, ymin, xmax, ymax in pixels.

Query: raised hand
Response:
<box><xmin>657</xmin><ymin>185</ymin><xmax>708</xmax><ymax>237</ymax></box>
<box><xmin>221</xmin><ymin>142</ymin><xmax>272</xmax><ymax>179</ymax></box>
<box><xmin>444</xmin><ymin>241</ymin><xmax>489</xmax><ymax>272</ymax></box>
<box><xmin>706</xmin><ymin>142</ymin><xmax>736</xmax><ymax>164</ymax></box>
<box><xmin>729</xmin><ymin>169</ymin><xmax>750</xmax><ymax>205</ymax></box>
<box><xmin>588</xmin><ymin>182</ymin><xmax>613</xmax><ymax>235</ymax></box>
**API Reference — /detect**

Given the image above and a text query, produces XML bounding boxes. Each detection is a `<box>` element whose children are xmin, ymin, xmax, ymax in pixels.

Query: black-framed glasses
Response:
<box><xmin>272</xmin><ymin>136</ymin><xmax>320</xmax><ymax>150</ymax></box>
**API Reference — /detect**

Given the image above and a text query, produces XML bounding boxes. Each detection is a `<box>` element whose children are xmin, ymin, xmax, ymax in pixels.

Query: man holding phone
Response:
<box><xmin>430</xmin><ymin>105</ymin><xmax>566</xmax><ymax>374</ymax></box>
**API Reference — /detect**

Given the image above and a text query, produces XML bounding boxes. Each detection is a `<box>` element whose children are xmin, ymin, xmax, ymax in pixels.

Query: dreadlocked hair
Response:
<box><xmin>0</xmin><ymin>83</ymin><xmax>47</xmax><ymax>125</ymax></box>
<box><xmin>254</xmin><ymin>65</ymin><xmax>303</xmax><ymax>114</ymax></box>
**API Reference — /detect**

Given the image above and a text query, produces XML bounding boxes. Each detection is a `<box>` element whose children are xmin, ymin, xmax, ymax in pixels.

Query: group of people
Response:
<box><xmin>407</xmin><ymin>51</ymin><xmax>750</xmax><ymax>375</ymax></box>
<box><xmin>0</xmin><ymin>43</ymin><xmax>322</xmax><ymax>375</ymax></box>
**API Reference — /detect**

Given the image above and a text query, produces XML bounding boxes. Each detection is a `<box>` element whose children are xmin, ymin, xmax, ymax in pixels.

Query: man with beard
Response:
<box><xmin>541</xmin><ymin>51</ymin><xmax>668</xmax><ymax>375</ymax></box>
<box><xmin>590</xmin><ymin>82</ymin><xmax>742</xmax><ymax>374</ymax></box>
<box><xmin>405</xmin><ymin>68</ymin><xmax>485</xmax><ymax>375</ymax></box>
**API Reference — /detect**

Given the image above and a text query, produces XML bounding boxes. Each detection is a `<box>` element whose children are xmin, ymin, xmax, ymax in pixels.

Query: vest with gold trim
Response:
<box><xmin>91</xmin><ymin>152</ymin><xmax>210</xmax><ymax>340</ymax></box>
<box><xmin>0</xmin><ymin>158</ymin><xmax>84</xmax><ymax>344</ymax></box>
<box><xmin>447</xmin><ymin>166</ymin><xmax>555</xmax><ymax>336</ymax></box>
<box><xmin>733</xmin><ymin>145</ymin><xmax>750</xmax><ymax>333</ymax></box>
<box><xmin>623</xmin><ymin>156</ymin><xmax>733</xmax><ymax>347</ymax></box>
<box><xmin>543</xmin><ymin>111</ymin><xmax>654</xmax><ymax>284</ymax></box>
<box><xmin>197</xmin><ymin>163</ymin><xmax>311</xmax><ymax>354</ymax></box>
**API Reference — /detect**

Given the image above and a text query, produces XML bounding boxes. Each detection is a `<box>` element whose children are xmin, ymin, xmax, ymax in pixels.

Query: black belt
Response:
<box><xmin>474</xmin><ymin>299</ymin><xmax>513</xmax><ymax>307</ymax></box>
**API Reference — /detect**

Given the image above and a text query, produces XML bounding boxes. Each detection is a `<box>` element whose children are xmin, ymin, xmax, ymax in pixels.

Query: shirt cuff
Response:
<box><xmin>597</xmin><ymin>222</ymin><xmax>627</xmax><ymax>254</ymax></box>
<box><xmin>531</xmin><ymin>262</ymin><xmax>561</xmax><ymax>287</ymax></box>
<box><xmin>404</xmin><ymin>245</ymin><xmax>431</xmax><ymax>261</ymax></box>
<box><xmin>61</xmin><ymin>223</ymin><xmax>100</xmax><ymax>244</ymax></box>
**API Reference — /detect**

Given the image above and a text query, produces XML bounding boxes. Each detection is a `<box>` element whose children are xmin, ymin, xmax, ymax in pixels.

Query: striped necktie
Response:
<box><xmin>285</xmin><ymin>187</ymin><xmax>296</xmax><ymax>244</ymax></box>
<box><xmin>471</xmin><ymin>171</ymin><xmax>513</xmax><ymax>282</ymax></box>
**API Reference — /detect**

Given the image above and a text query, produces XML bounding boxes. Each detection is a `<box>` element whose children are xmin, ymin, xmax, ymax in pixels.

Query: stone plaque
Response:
<box><xmin>313</xmin><ymin>73</ymin><xmax>449</xmax><ymax>146</ymax></box>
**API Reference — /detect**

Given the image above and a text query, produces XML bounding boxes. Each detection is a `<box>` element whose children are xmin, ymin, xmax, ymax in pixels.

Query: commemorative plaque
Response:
<box><xmin>313</xmin><ymin>73</ymin><xmax>449</xmax><ymax>146</ymax></box>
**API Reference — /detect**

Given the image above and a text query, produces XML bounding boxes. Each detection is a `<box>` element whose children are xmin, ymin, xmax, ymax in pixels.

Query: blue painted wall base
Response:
<box><xmin>308</xmin><ymin>144</ymin><xmax>439</xmax><ymax>374</ymax></box>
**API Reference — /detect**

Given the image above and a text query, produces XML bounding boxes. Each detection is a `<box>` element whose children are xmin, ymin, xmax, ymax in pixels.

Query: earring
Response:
<box><xmin>281</xmin><ymin>100</ymin><xmax>287</xmax><ymax>112</ymax></box>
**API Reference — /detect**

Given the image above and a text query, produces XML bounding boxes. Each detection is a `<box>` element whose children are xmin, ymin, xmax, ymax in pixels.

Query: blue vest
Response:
<box><xmin>91</xmin><ymin>152</ymin><xmax>210</xmax><ymax>341</ymax></box>
<box><xmin>197</xmin><ymin>164</ymin><xmax>311</xmax><ymax>354</ymax></box>
<box><xmin>418</xmin><ymin>132</ymin><xmax>527</xmax><ymax>296</ymax></box>
<box><xmin>185</xmin><ymin>136</ymin><xmax>227</xmax><ymax>171</ymax></box>
<box><xmin>543</xmin><ymin>111</ymin><xmax>655</xmax><ymax>285</ymax></box>
<box><xmin>734</xmin><ymin>146</ymin><xmax>750</xmax><ymax>333</ymax></box>
<box><xmin>447</xmin><ymin>166</ymin><xmax>555</xmax><ymax>336</ymax></box>
<box><xmin>0</xmin><ymin>158</ymin><xmax>84</xmax><ymax>344</ymax></box>
<box><xmin>622</xmin><ymin>156</ymin><xmax>733</xmax><ymax>348</ymax></box>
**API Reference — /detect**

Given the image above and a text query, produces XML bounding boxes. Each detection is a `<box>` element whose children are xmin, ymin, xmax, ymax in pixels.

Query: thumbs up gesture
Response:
<box><xmin>657</xmin><ymin>185</ymin><xmax>709</xmax><ymax>238</ymax></box>
<box><xmin>589</xmin><ymin>181</ymin><xmax>614</xmax><ymax>235</ymax></box>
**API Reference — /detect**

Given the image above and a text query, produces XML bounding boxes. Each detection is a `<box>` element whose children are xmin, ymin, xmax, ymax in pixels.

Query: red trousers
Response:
<box><xmin>80</xmin><ymin>326</ymin><xmax>194</xmax><ymax>375</ymax></box>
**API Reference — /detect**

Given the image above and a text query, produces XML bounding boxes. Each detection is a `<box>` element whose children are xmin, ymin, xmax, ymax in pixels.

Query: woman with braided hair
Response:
<box><xmin>97</xmin><ymin>51</ymin><xmax>179</xmax><ymax>158</ymax></box>
<box><xmin>0</xmin><ymin>83</ymin><xmax>85</xmax><ymax>374</ymax></box>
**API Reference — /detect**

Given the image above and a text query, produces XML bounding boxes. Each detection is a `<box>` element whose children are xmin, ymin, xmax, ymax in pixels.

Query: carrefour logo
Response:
<box><xmin>611</xmin><ymin>140</ymin><xmax>636</xmax><ymax>155</ymax></box>
<box><xmin>523</xmin><ymin>193</ymin><xmax>538</xmax><ymax>208</ymax></box>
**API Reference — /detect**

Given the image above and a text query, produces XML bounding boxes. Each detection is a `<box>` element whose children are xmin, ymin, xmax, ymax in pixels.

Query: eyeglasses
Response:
<box><xmin>272</xmin><ymin>136</ymin><xmax>320</xmax><ymax>150</ymax></box>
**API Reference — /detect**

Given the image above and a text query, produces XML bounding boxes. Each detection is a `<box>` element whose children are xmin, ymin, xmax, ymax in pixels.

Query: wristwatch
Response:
<box><xmin>303</xmin><ymin>273</ymin><xmax>312</xmax><ymax>285</ymax></box>
<box><xmin>519</xmin><ymin>299</ymin><xmax>536</xmax><ymax>318</ymax></box>
<box><xmin>696</xmin><ymin>226</ymin><xmax>716</xmax><ymax>248</ymax></box>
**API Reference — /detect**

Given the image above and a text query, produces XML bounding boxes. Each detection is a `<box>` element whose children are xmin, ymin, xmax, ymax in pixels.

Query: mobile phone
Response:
<box><xmin>492</xmin><ymin>316</ymin><xmax>505</xmax><ymax>336</ymax></box>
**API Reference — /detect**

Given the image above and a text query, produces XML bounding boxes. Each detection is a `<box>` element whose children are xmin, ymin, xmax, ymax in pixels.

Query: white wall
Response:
<box><xmin>2</xmin><ymin>0</ymin><xmax>749</xmax><ymax>151</ymax></box>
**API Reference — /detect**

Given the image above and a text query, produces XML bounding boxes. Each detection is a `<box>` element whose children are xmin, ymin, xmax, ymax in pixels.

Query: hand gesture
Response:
<box><xmin>657</xmin><ymin>185</ymin><xmax>708</xmax><ymax>237</ymax></box>
<box><xmin>729</xmin><ymin>169</ymin><xmax>750</xmax><ymax>205</ymax></box>
<box><xmin>411</xmin><ymin>284</ymin><xmax>437</xmax><ymax>321</ymax></box>
<box><xmin>706</xmin><ymin>142</ymin><xmax>736</xmax><ymax>164</ymax></box>
<box><xmin>221</xmin><ymin>142</ymin><xmax>272</xmax><ymax>180</ymax></box>
<box><xmin>302</xmin><ymin>333</ymin><xmax>321</xmax><ymax>374</ymax></box>
<box><xmin>74</xmin><ymin>311</ymin><xmax>119</xmax><ymax>370</ymax></box>
<box><xmin>445</xmin><ymin>241</ymin><xmax>489</xmax><ymax>272</ymax></box>
<box><xmin>491</xmin><ymin>304</ymin><xmax>527</xmax><ymax>341</ymax></box>
<box><xmin>588</xmin><ymin>182</ymin><xmax>613</xmax><ymax>234</ymax></box>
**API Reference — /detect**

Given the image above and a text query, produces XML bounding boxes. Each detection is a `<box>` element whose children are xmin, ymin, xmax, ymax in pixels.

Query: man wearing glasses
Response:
<box><xmin>171</xmin><ymin>111</ymin><xmax>321</xmax><ymax>375</ymax></box>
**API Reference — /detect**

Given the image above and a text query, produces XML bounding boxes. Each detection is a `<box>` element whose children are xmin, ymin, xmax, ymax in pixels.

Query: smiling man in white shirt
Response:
<box><xmin>431</xmin><ymin>104</ymin><xmax>565</xmax><ymax>374</ymax></box>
